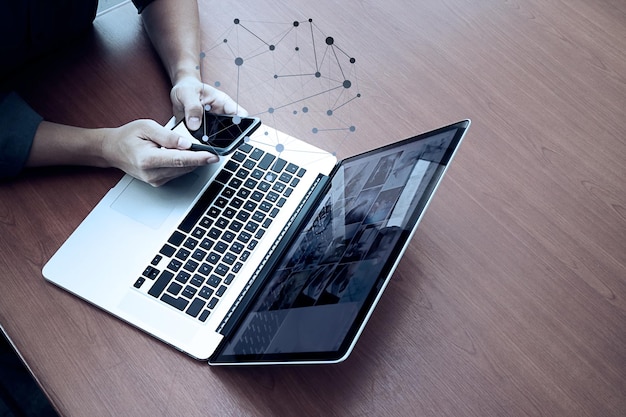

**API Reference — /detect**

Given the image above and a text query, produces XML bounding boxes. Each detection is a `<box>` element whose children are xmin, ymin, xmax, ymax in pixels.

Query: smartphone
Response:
<box><xmin>178</xmin><ymin>112</ymin><xmax>261</xmax><ymax>155</ymax></box>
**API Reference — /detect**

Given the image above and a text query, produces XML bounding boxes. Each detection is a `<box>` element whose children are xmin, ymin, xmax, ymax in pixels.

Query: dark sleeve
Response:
<box><xmin>132</xmin><ymin>0</ymin><xmax>158</xmax><ymax>13</ymax></box>
<box><xmin>0</xmin><ymin>93</ymin><xmax>43</xmax><ymax>178</ymax></box>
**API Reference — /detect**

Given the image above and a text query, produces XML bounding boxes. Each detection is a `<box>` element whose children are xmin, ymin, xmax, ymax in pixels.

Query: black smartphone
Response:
<box><xmin>178</xmin><ymin>112</ymin><xmax>261</xmax><ymax>155</ymax></box>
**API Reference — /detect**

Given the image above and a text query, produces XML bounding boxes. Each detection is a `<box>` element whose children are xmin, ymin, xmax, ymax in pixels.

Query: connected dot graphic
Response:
<box><xmin>198</xmin><ymin>18</ymin><xmax>362</xmax><ymax>157</ymax></box>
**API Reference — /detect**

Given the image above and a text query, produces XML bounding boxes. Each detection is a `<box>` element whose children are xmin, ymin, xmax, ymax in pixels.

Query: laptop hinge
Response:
<box><xmin>215</xmin><ymin>172</ymin><xmax>331</xmax><ymax>337</ymax></box>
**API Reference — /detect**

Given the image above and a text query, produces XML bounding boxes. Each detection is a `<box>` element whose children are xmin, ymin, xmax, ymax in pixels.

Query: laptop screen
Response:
<box><xmin>212</xmin><ymin>120</ymin><xmax>468</xmax><ymax>363</ymax></box>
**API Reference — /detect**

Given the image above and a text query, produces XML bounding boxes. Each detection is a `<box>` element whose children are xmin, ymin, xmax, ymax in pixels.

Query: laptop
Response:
<box><xmin>43</xmin><ymin>119</ymin><xmax>470</xmax><ymax>365</ymax></box>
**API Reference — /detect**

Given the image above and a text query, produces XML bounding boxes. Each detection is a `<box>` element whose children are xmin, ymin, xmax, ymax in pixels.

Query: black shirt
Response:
<box><xmin>0</xmin><ymin>0</ymin><xmax>156</xmax><ymax>177</ymax></box>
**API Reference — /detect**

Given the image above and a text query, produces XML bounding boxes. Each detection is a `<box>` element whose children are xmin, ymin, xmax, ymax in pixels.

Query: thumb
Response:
<box><xmin>180</xmin><ymin>90</ymin><xmax>204</xmax><ymax>131</ymax></box>
<box><xmin>145</xmin><ymin>123</ymin><xmax>194</xmax><ymax>150</ymax></box>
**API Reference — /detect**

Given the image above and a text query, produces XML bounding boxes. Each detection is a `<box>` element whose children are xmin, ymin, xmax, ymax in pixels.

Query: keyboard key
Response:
<box><xmin>192</xmin><ymin>249</ymin><xmax>207</xmax><ymax>261</ymax></box>
<box><xmin>186</xmin><ymin>298</ymin><xmax>205</xmax><ymax>318</ymax></box>
<box><xmin>148</xmin><ymin>270</ymin><xmax>174</xmax><ymax>298</ymax></box>
<box><xmin>236</xmin><ymin>231</ymin><xmax>252</xmax><ymax>243</ymax></box>
<box><xmin>239</xmin><ymin>142</ymin><xmax>253</xmax><ymax>153</ymax></box>
<box><xmin>272</xmin><ymin>182</ymin><xmax>286</xmax><ymax>193</ymax></box>
<box><xmin>224</xmin><ymin>160</ymin><xmax>239</xmax><ymax>171</ymax></box>
<box><xmin>236</xmin><ymin>168</ymin><xmax>249</xmax><ymax>179</ymax></box>
<box><xmin>150</xmin><ymin>255</ymin><xmax>162</xmax><ymax>266</ymax></box>
<box><xmin>200</xmin><ymin>238</ymin><xmax>214</xmax><ymax>250</ymax></box>
<box><xmin>251</xmin><ymin>169</ymin><xmax>264</xmax><ymax>180</ymax></box>
<box><xmin>223</xmin><ymin>207</ymin><xmax>236</xmax><ymax>219</ymax></box>
<box><xmin>223</xmin><ymin>187</ymin><xmax>236</xmax><ymax>198</ymax></box>
<box><xmin>142</xmin><ymin>266</ymin><xmax>160</xmax><ymax>280</ymax></box>
<box><xmin>285</xmin><ymin>163</ymin><xmax>299</xmax><ymax>174</ymax></box>
<box><xmin>183</xmin><ymin>237</ymin><xmax>198</xmax><ymax>250</ymax></box>
<box><xmin>133</xmin><ymin>277</ymin><xmax>145</xmax><ymax>288</ymax></box>
<box><xmin>259</xmin><ymin>201</ymin><xmax>272</xmax><ymax>212</ymax></box>
<box><xmin>232</xmin><ymin>150</ymin><xmax>246</xmax><ymax>162</ymax></box>
<box><xmin>244</xmin><ymin>221</ymin><xmax>259</xmax><ymax>233</ymax></box>
<box><xmin>215</xmin><ymin>263</ymin><xmax>229</xmax><ymax>276</ymax></box>
<box><xmin>183</xmin><ymin>259</ymin><xmax>199</xmax><ymax>272</ymax></box>
<box><xmin>251</xmin><ymin>191</ymin><xmax>263</xmax><ymax>202</ymax></box>
<box><xmin>175</xmin><ymin>271</ymin><xmax>191</xmax><ymax>284</ymax></box>
<box><xmin>230</xmin><ymin>198</ymin><xmax>243</xmax><ymax>209</ymax></box>
<box><xmin>214</xmin><ymin>197</ymin><xmax>228</xmax><ymax>208</ymax></box>
<box><xmin>271</xmin><ymin>158</ymin><xmax>287</xmax><ymax>173</ymax></box>
<box><xmin>207</xmin><ymin>252</ymin><xmax>220</xmax><ymax>264</ymax></box>
<box><xmin>229</xmin><ymin>220</ymin><xmax>243</xmax><ymax>232</ymax></box>
<box><xmin>265</xmin><ymin>191</ymin><xmax>279</xmax><ymax>202</ymax></box>
<box><xmin>182</xmin><ymin>286</ymin><xmax>197</xmax><ymax>298</ymax></box>
<box><xmin>250</xmin><ymin>148</ymin><xmax>264</xmax><ymax>160</ymax></box>
<box><xmin>216</xmin><ymin>285</ymin><xmax>227</xmax><ymax>297</ymax></box>
<box><xmin>230</xmin><ymin>242</ymin><xmax>244</xmax><ymax>254</ymax></box>
<box><xmin>199</xmin><ymin>286</ymin><xmax>214</xmax><ymax>299</ymax></box>
<box><xmin>258</xmin><ymin>153</ymin><xmax>276</xmax><ymax>170</ymax></box>
<box><xmin>223</xmin><ymin>231</ymin><xmax>236</xmax><ymax>242</ymax></box>
<box><xmin>236</xmin><ymin>211</ymin><xmax>250</xmax><ymax>222</ymax></box>
<box><xmin>191</xmin><ymin>227</ymin><xmax>206</xmax><ymax>239</ymax></box>
<box><xmin>159</xmin><ymin>244</ymin><xmax>176</xmax><ymax>257</ymax></box>
<box><xmin>167</xmin><ymin>282</ymin><xmax>183</xmax><ymax>295</ymax></box>
<box><xmin>297</xmin><ymin>167</ymin><xmax>306</xmax><ymax>177</ymax></box>
<box><xmin>175</xmin><ymin>248</ymin><xmax>191</xmax><ymax>261</ymax></box>
<box><xmin>168</xmin><ymin>259</ymin><xmax>183</xmax><ymax>271</ymax></box>
<box><xmin>199</xmin><ymin>310</ymin><xmax>211</xmax><ymax>322</ymax></box>
<box><xmin>207</xmin><ymin>297</ymin><xmax>219</xmax><ymax>309</ymax></box>
<box><xmin>279</xmin><ymin>172</ymin><xmax>293</xmax><ymax>183</ymax></box>
<box><xmin>223</xmin><ymin>252</ymin><xmax>237</xmax><ymax>265</ymax></box>
<box><xmin>161</xmin><ymin>293</ymin><xmax>189</xmax><ymax>311</ymax></box>
<box><xmin>208</xmin><ymin>228</ymin><xmax>222</xmax><ymax>240</ymax></box>
<box><xmin>168</xmin><ymin>231</ymin><xmax>185</xmax><ymax>246</ymax></box>
<box><xmin>190</xmin><ymin>274</ymin><xmax>205</xmax><ymax>287</ymax></box>
<box><xmin>207</xmin><ymin>275</ymin><xmax>221</xmax><ymax>288</ymax></box>
<box><xmin>198</xmin><ymin>263</ymin><xmax>212</xmax><ymax>276</ymax></box>
<box><xmin>214</xmin><ymin>241</ymin><xmax>228</xmax><ymax>253</ymax></box>
<box><xmin>215</xmin><ymin>170</ymin><xmax>233</xmax><ymax>184</ymax></box>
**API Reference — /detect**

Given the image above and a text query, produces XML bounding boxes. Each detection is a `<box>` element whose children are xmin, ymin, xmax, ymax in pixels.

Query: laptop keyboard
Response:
<box><xmin>132</xmin><ymin>143</ymin><xmax>306</xmax><ymax>322</ymax></box>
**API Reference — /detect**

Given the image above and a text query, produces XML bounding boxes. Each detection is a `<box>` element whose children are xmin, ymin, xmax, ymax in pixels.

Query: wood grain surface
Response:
<box><xmin>0</xmin><ymin>0</ymin><xmax>624</xmax><ymax>416</ymax></box>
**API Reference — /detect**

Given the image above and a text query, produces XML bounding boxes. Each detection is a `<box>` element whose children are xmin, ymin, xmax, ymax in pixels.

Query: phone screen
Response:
<box><xmin>184</xmin><ymin>113</ymin><xmax>261</xmax><ymax>155</ymax></box>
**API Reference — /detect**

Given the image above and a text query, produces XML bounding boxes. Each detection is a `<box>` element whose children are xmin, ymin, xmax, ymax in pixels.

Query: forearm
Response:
<box><xmin>25</xmin><ymin>121</ymin><xmax>108</xmax><ymax>168</ymax></box>
<box><xmin>140</xmin><ymin>0</ymin><xmax>202</xmax><ymax>86</ymax></box>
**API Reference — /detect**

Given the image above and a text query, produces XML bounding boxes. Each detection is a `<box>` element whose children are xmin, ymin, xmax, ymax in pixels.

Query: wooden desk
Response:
<box><xmin>1</xmin><ymin>1</ymin><xmax>624</xmax><ymax>416</ymax></box>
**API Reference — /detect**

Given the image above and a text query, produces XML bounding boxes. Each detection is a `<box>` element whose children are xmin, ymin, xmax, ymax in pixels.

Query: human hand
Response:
<box><xmin>170</xmin><ymin>76</ymin><xmax>248</xmax><ymax>131</ymax></box>
<box><xmin>101</xmin><ymin>119</ymin><xmax>218</xmax><ymax>186</ymax></box>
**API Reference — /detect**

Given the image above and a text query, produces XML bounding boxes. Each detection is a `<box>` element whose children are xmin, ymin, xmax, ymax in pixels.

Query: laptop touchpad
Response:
<box><xmin>111</xmin><ymin>173</ymin><xmax>199</xmax><ymax>229</ymax></box>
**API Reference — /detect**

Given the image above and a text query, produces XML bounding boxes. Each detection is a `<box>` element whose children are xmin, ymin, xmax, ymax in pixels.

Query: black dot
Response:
<box><xmin>293</xmin><ymin>21</ymin><xmax>299</xmax><ymax>27</ymax></box>
<box><xmin>234</xmin><ymin>18</ymin><xmax>240</xmax><ymax>24</ymax></box>
<box><xmin>326</xmin><ymin>37</ymin><xmax>334</xmax><ymax>45</ymax></box>
<box><xmin>235</xmin><ymin>57</ymin><xmax>244</xmax><ymax>66</ymax></box>
<box><xmin>315</xmin><ymin>72</ymin><xmax>321</xmax><ymax>78</ymax></box>
<box><xmin>343</xmin><ymin>80</ymin><xmax>352</xmax><ymax>88</ymax></box>
<box><xmin>269</xmin><ymin>45</ymin><xmax>275</xmax><ymax>51</ymax></box>
<box><xmin>350</xmin><ymin>57</ymin><xmax>356</xmax><ymax>63</ymax></box>
<box><xmin>308</xmin><ymin>18</ymin><xmax>313</xmax><ymax>22</ymax></box>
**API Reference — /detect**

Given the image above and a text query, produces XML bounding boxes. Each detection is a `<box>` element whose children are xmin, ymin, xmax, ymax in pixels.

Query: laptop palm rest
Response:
<box><xmin>111</xmin><ymin>172</ymin><xmax>200</xmax><ymax>229</ymax></box>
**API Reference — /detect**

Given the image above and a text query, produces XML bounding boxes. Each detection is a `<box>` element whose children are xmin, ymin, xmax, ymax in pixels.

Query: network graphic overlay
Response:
<box><xmin>199</xmin><ymin>18</ymin><xmax>362</xmax><ymax>158</ymax></box>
